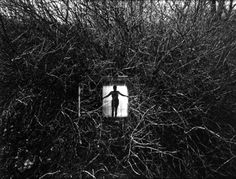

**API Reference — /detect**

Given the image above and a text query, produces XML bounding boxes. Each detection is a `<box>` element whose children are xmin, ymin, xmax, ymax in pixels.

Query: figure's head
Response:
<box><xmin>113</xmin><ymin>85</ymin><xmax>117</xmax><ymax>91</ymax></box>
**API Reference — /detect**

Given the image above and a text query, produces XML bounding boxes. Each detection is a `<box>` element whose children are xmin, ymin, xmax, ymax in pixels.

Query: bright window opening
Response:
<box><xmin>102</xmin><ymin>85</ymin><xmax>128</xmax><ymax>117</ymax></box>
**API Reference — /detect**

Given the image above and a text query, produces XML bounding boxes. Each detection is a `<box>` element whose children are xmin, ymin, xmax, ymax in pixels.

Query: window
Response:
<box><xmin>102</xmin><ymin>85</ymin><xmax>128</xmax><ymax>117</ymax></box>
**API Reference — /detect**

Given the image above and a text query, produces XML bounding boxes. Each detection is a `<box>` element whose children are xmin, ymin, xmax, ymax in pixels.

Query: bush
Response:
<box><xmin>0</xmin><ymin>0</ymin><xmax>236</xmax><ymax>178</ymax></box>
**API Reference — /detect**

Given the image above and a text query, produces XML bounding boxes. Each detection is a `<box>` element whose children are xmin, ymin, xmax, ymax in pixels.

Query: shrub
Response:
<box><xmin>0</xmin><ymin>0</ymin><xmax>236</xmax><ymax>178</ymax></box>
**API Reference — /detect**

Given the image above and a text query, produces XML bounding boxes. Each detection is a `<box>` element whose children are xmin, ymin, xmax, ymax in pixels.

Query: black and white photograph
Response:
<box><xmin>0</xmin><ymin>0</ymin><xmax>236</xmax><ymax>178</ymax></box>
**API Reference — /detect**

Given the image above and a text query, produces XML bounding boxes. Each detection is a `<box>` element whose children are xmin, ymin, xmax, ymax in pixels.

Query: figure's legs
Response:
<box><xmin>114</xmin><ymin>100</ymin><xmax>119</xmax><ymax>117</ymax></box>
<box><xmin>112</xmin><ymin>101</ymin><xmax>114</xmax><ymax>117</ymax></box>
<box><xmin>112</xmin><ymin>107</ymin><xmax>114</xmax><ymax>117</ymax></box>
<box><xmin>114</xmin><ymin>106</ymin><xmax>118</xmax><ymax>117</ymax></box>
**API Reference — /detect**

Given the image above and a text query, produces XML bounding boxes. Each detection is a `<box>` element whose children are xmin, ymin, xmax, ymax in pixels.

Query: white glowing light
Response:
<box><xmin>103</xmin><ymin>85</ymin><xmax>128</xmax><ymax>117</ymax></box>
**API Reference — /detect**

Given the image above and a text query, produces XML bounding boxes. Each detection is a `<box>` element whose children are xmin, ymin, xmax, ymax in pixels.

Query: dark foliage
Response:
<box><xmin>0</xmin><ymin>0</ymin><xmax>236</xmax><ymax>178</ymax></box>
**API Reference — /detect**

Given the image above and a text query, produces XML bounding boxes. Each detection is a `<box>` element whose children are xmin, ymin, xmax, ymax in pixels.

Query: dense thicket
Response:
<box><xmin>0</xmin><ymin>0</ymin><xmax>236</xmax><ymax>178</ymax></box>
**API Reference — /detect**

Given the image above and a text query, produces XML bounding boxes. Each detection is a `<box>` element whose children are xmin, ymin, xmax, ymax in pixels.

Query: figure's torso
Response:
<box><xmin>111</xmin><ymin>91</ymin><xmax>119</xmax><ymax>101</ymax></box>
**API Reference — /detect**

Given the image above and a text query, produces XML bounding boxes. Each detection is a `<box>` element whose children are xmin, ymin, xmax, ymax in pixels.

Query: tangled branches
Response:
<box><xmin>0</xmin><ymin>0</ymin><xmax>236</xmax><ymax>178</ymax></box>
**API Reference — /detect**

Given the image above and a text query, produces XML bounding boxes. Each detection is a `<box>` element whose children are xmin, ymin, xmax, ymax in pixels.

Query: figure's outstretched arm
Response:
<box><xmin>118</xmin><ymin>91</ymin><xmax>128</xmax><ymax>97</ymax></box>
<box><xmin>103</xmin><ymin>92</ymin><xmax>112</xmax><ymax>99</ymax></box>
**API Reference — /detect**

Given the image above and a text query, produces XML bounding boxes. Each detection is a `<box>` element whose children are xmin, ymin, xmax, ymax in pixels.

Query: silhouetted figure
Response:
<box><xmin>103</xmin><ymin>85</ymin><xmax>128</xmax><ymax>117</ymax></box>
